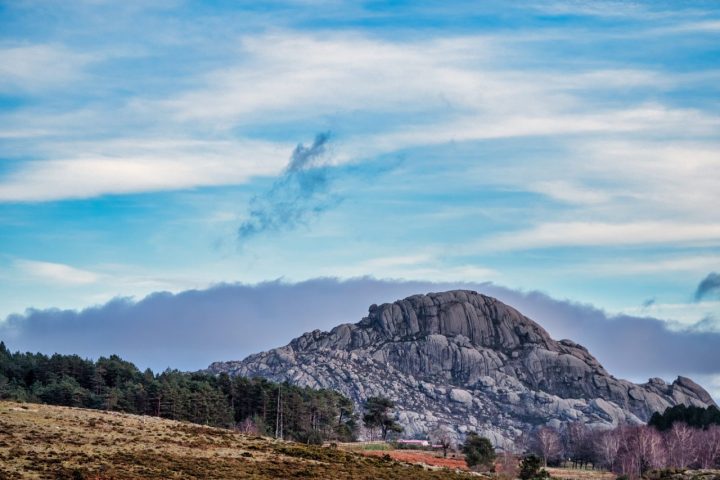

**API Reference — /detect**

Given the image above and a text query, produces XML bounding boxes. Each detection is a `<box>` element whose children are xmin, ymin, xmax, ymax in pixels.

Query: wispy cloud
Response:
<box><xmin>14</xmin><ymin>259</ymin><xmax>100</xmax><ymax>285</ymax></box>
<box><xmin>0</xmin><ymin>138</ymin><xmax>288</xmax><ymax>201</ymax></box>
<box><xmin>470</xmin><ymin>222</ymin><xmax>720</xmax><ymax>252</ymax></box>
<box><xmin>695</xmin><ymin>272</ymin><xmax>720</xmax><ymax>301</ymax></box>
<box><xmin>1</xmin><ymin>30</ymin><xmax>718</xmax><ymax>204</ymax></box>
<box><xmin>622</xmin><ymin>300</ymin><xmax>720</xmax><ymax>328</ymax></box>
<box><xmin>655</xmin><ymin>20</ymin><xmax>720</xmax><ymax>35</ymax></box>
<box><xmin>567</xmin><ymin>254</ymin><xmax>720</xmax><ymax>277</ymax></box>
<box><xmin>238</xmin><ymin>132</ymin><xmax>339</xmax><ymax>242</ymax></box>
<box><xmin>0</xmin><ymin>43</ymin><xmax>96</xmax><ymax>92</ymax></box>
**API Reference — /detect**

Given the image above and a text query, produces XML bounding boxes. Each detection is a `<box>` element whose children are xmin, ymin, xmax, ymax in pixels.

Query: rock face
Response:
<box><xmin>208</xmin><ymin>290</ymin><xmax>715</xmax><ymax>446</ymax></box>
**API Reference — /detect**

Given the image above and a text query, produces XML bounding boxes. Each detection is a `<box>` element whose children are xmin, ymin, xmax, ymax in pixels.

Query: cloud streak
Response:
<box><xmin>0</xmin><ymin>138</ymin><xmax>289</xmax><ymax>202</ymax></box>
<box><xmin>468</xmin><ymin>222</ymin><xmax>720</xmax><ymax>252</ymax></box>
<box><xmin>0</xmin><ymin>44</ymin><xmax>96</xmax><ymax>93</ymax></box>
<box><xmin>238</xmin><ymin>132</ymin><xmax>339</xmax><ymax>242</ymax></box>
<box><xmin>1</xmin><ymin>29</ymin><xmax>718</xmax><ymax>206</ymax></box>
<box><xmin>695</xmin><ymin>272</ymin><xmax>720</xmax><ymax>301</ymax></box>
<box><xmin>14</xmin><ymin>259</ymin><xmax>100</xmax><ymax>286</ymax></box>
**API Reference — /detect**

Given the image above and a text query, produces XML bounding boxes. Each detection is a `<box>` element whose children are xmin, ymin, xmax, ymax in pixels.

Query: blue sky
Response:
<box><xmin>1</xmin><ymin>1</ymin><xmax>720</xmax><ymax>392</ymax></box>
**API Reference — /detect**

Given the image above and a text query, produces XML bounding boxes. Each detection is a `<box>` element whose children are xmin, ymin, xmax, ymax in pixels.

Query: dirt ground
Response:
<box><xmin>360</xmin><ymin>449</ymin><xmax>470</xmax><ymax>470</ymax></box>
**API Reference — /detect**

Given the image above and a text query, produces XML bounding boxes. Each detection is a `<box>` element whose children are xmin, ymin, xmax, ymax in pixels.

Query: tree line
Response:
<box><xmin>526</xmin><ymin>405</ymin><xmax>720</xmax><ymax>478</ymax></box>
<box><xmin>649</xmin><ymin>404</ymin><xmax>720</xmax><ymax>431</ymax></box>
<box><xmin>0</xmin><ymin>342</ymin><xmax>357</xmax><ymax>443</ymax></box>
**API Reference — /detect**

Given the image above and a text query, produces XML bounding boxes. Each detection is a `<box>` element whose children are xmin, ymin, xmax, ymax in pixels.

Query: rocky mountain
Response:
<box><xmin>208</xmin><ymin>290</ymin><xmax>715</xmax><ymax>446</ymax></box>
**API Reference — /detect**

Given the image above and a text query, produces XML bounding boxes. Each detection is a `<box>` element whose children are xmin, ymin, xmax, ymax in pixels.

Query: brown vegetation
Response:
<box><xmin>359</xmin><ymin>449</ymin><xmax>469</xmax><ymax>470</ymax></box>
<box><xmin>0</xmin><ymin>401</ymin><xmax>474</xmax><ymax>479</ymax></box>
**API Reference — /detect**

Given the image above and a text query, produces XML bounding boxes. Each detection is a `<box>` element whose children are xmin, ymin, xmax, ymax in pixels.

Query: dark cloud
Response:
<box><xmin>0</xmin><ymin>278</ymin><xmax>444</xmax><ymax>372</ymax></box>
<box><xmin>238</xmin><ymin>133</ymin><xmax>339</xmax><ymax>241</ymax></box>
<box><xmin>1</xmin><ymin>278</ymin><xmax>719</xmax><ymax>398</ymax></box>
<box><xmin>480</xmin><ymin>285</ymin><xmax>720</xmax><ymax>383</ymax></box>
<box><xmin>695</xmin><ymin>272</ymin><xmax>720</xmax><ymax>301</ymax></box>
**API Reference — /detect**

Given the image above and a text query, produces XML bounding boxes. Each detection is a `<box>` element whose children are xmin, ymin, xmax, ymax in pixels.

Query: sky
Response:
<box><xmin>0</xmin><ymin>1</ymin><xmax>719</xmax><ymax>397</ymax></box>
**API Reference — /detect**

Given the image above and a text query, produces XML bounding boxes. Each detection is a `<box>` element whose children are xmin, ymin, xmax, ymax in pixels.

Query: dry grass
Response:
<box><xmin>546</xmin><ymin>467</ymin><xmax>616</xmax><ymax>480</ymax></box>
<box><xmin>0</xmin><ymin>401</ymin><xmax>475</xmax><ymax>479</ymax></box>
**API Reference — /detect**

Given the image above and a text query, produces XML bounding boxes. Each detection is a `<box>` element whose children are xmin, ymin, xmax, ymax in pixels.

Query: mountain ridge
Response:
<box><xmin>209</xmin><ymin>290</ymin><xmax>715</xmax><ymax>445</ymax></box>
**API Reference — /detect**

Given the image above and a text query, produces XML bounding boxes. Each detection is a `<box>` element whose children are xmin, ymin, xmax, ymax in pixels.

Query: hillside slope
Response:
<box><xmin>210</xmin><ymin>290</ymin><xmax>715</xmax><ymax>446</ymax></box>
<box><xmin>0</xmin><ymin>401</ymin><xmax>472</xmax><ymax>479</ymax></box>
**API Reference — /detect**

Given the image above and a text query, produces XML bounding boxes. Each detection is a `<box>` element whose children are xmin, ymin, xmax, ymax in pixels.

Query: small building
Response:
<box><xmin>397</xmin><ymin>439</ymin><xmax>430</xmax><ymax>447</ymax></box>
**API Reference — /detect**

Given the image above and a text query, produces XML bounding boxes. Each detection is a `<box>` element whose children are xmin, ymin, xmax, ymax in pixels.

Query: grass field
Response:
<box><xmin>0</xmin><ymin>401</ymin><xmax>475</xmax><ymax>479</ymax></box>
<box><xmin>336</xmin><ymin>441</ymin><xmax>393</xmax><ymax>451</ymax></box>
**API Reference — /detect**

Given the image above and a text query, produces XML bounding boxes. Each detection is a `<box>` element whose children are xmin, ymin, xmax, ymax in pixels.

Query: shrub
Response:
<box><xmin>519</xmin><ymin>455</ymin><xmax>550</xmax><ymax>480</ymax></box>
<box><xmin>462</xmin><ymin>432</ymin><xmax>496</xmax><ymax>471</ymax></box>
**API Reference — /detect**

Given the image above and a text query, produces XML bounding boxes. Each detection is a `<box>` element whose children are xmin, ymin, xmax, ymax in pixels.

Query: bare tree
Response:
<box><xmin>594</xmin><ymin>427</ymin><xmax>621</xmax><ymax>471</ymax></box>
<box><xmin>617</xmin><ymin>425</ymin><xmax>666</xmax><ymax>477</ymax></box>
<box><xmin>430</xmin><ymin>424</ymin><xmax>455</xmax><ymax>458</ymax></box>
<box><xmin>237</xmin><ymin>417</ymin><xmax>260</xmax><ymax>435</ymax></box>
<box><xmin>638</xmin><ymin>425</ymin><xmax>666</xmax><ymax>472</ymax></box>
<box><xmin>695</xmin><ymin>425</ymin><xmax>720</xmax><ymax>469</ymax></box>
<box><xmin>497</xmin><ymin>450</ymin><xmax>519</xmax><ymax>480</ymax></box>
<box><xmin>275</xmin><ymin>386</ymin><xmax>283</xmax><ymax>439</ymax></box>
<box><xmin>592</xmin><ymin>420</ymin><xmax>720</xmax><ymax>477</ymax></box>
<box><xmin>563</xmin><ymin>422</ymin><xmax>596</xmax><ymax>468</ymax></box>
<box><xmin>532</xmin><ymin>426</ymin><xmax>563</xmax><ymax>467</ymax></box>
<box><xmin>666</xmin><ymin>422</ymin><xmax>697</xmax><ymax>469</ymax></box>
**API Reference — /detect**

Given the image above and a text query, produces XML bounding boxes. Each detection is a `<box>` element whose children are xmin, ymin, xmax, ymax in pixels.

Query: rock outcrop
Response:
<box><xmin>208</xmin><ymin>290</ymin><xmax>715</xmax><ymax>446</ymax></box>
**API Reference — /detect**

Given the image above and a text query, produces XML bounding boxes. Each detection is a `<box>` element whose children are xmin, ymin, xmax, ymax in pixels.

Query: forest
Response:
<box><xmin>0</xmin><ymin>342</ymin><xmax>357</xmax><ymax>443</ymax></box>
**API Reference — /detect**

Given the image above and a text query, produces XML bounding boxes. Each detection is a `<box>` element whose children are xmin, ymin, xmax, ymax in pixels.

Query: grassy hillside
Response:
<box><xmin>0</xmin><ymin>401</ymin><xmax>473</xmax><ymax>479</ymax></box>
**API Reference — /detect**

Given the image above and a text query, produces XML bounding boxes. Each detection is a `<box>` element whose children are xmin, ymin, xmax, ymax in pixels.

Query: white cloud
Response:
<box><xmin>158</xmin><ymin>33</ymin><xmax>499</xmax><ymax>124</ymax></box>
<box><xmin>320</xmin><ymin>253</ymin><xmax>497</xmax><ymax>282</ymax></box>
<box><xmin>0</xmin><ymin>44</ymin><xmax>95</xmax><ymax>92</ymax></box>
<box><xmin>0</xmin><ymin>138</ymin><xmax>289</xmax><ymax>201</ymax></box>
<box><xmin>159</xmin><ymin>32</ymin><xmax>685</xmax><ymax>129</ymax></box>
<box><xmin>0</xmin><ymin>259</ymin><xmax>221</xmax><ymax>320</ymax></box>
<box><xmin>422</xmin><ymin>137</ymin><xmax>720</xmax><ymax>230</ymax></box>
<box><xmin>655</xmin><ymin>20</ymin><xmax>720</xmax><ymax>34</ymax></box>
<box><xmin>621</xmin><ymin>300</ymin><xmax>720</xmax><ymax>327</ymax></box>
<box><xmin>1</xmin><ymin>32</ymin><xmax>718</xmax><ymax>204</ymax></box>
<box><xmin>527</xmin><ymin>180</ymin><xmax>611</xmax><ymax>205</ymax></box>
<box><xmin>14</xmin><ymin>259</ymin><xmax>100</xmax><ymax>285</ymax></box>
<box><xmin>472</xmin><ymin>222</ymin><xmax>720</xmax><ymax>251</ymax></box>
<box><xmin>344</xmin><ymin>105</ymin><xmax>719</xmax><ymax>161</ymax></box>
<box><xmin>578</xmin><ymin>255</ymin><xmax>720</xmax><ymax>276</ymax></box>
<box><xmin>358</xmin><ymin>254</ymin><xmax>436</xmax><ymax>270</ymax></box>
<box><xmin>527</xmin><ymin>1</ymin><xmax>651</xmax><ymax>18</ymax></box>
<box><xmin>560</xmin><ymin>140</ymin><xmax>720</xmax><ymax>220</ymax></box>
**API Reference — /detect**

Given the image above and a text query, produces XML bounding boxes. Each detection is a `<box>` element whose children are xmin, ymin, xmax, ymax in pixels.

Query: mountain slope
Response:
<box><xmin>209</xmin><ymin>290</ymin><xmax>715</xmax><ymax>445</ymax></box>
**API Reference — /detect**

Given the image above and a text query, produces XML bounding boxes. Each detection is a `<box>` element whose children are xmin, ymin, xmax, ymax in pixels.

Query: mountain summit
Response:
<box><xmin>209</xmin><ymin>290</ymin><xmax>715</xmax><ymax>445</ymax></box>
